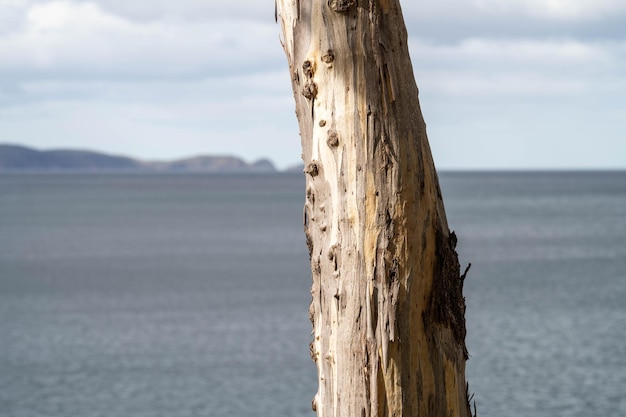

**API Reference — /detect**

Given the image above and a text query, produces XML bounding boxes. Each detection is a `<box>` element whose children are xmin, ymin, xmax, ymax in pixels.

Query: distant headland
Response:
<box><xmin>0</xmin><ymin>144</ymin><xmax>302</xmax><ymax>173</ymax></box>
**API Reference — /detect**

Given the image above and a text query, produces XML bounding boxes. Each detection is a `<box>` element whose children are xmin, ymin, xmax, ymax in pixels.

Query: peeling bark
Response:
<box><xmin>276</xmin><ymin>1</ymin><xmax>471</xmax><ymax>416</ymax></box>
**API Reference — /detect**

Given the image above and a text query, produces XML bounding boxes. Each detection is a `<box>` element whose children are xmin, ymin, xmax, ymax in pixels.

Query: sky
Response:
<box><xmin>0</xmin><ymin>0</ymin><xmax>624</xmax><ymax>170</ymax></box>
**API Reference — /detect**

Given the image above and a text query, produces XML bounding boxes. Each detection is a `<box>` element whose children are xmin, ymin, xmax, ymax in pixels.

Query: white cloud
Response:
<box><xmin>420</xmin><ymin>71</ymin><xmax>585</xmax><ymax>97</ymax></box>
<box><xmin>411</xmin><ymin>38</ymin><xmax>611</xmax><ymax>71</ymax></box>
<box><xmin>410</xmin><ymin>38</ymin><xmax>626</xmax><ymax>97</ymax></box>
<box><xmin>0</xmin><ymin>0</ymin><xmax>30</xmax><ymax>34</ymax></box>
<box><xmin>0</xmin><ymin>0</ymin><xmax>624</xmax><ymax>169</ymax></box>
<box><xmin>408</xmin><ymin>36</ymin><xmax>626</xmax><ymax>169</ymax></box>
<box><xmin>476</xmin><ymin>0</ymin><xmax>626</xmax><ymax>20</ymax></box>
<box><xmin>1</xmin><ymin>0</ymin><xmax>275</xmax><ymax>24</ymax></box>
<box><xmin>404</xmin><ymin>0</ymin><xmax>626</xmax><ymax>20</ymax></box>
<box><xmin>402</xmin><ymin>0</ymin><xmax>626</xmax><ymax>43</ymax></box>
<box><xmin>76</xmin><ymin>0</ymin><xmax>274</xmax><ymax>23</ymax></box>
<box><xmin>0</xmin><ymin>1</ymin><xmax>282</xmax><ymax>78</ymax></box>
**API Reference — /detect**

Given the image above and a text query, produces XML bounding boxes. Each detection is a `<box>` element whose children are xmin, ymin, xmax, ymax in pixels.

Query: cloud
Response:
<box><xmin>474</xmin><ymin>0</ymin><xmax>626</xmax><ymax>20</ymax></box>
<box><xmin>403</xmin><ymin>25</ymin><xmax>626</xmax><ymax>169</ymax></box>
<box><xmin>0</xmin><ymin>0</ymin><xmax>275</xmax><ymax>25</ymax></box>
<box><xmin>74</xmin><ymin>0</ymin><xmax>274</xmax><ymax>23</ymax></box>
<box><xmin>403</xmin><ymin>0</ymin><xmax>626</xmax><ymax>21</ymax></box>
<box><xmin>0</xmin><ymin>1</ymin><xmax>282</xmax><ymax>81</ymax></box>
<box><xmin>0</xmin><ymin>0</ymin><xmax>624</xmax><ymax>169</ymax></box>
<box><xmin>410</xmin><ymin>38</ymin><xmax>626</xmax><ymax>97</ymax></box>
<box><xmin>402</xmin><ymin>0</ymin><xmax>626</xmax><ymax>42</ymax></box>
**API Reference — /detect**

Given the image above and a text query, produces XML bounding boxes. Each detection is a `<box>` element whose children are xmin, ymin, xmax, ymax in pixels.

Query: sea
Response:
<box><xmin>0</xmin><ymin>171</ymin><xmax>625</xmax><ymax>417</ymax></box>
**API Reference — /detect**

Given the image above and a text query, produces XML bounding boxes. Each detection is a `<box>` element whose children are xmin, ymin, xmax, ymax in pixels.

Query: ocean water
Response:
<box><xmin>0</xmin><ymin>172</ymin><xmax>625</xmax><ymax>417</ymax></box>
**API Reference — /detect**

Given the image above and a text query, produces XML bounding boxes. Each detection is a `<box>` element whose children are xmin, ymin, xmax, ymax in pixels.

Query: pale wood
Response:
<box><xmin>276</xmin><ymin>1</ymin><xmax>472</xmax><ymax>416</ymax></box>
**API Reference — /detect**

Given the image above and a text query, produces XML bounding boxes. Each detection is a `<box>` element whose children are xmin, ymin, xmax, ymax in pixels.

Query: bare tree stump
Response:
<box><xmin>276</xmin><ymin>1</ymin><xmax>472</xmax><ymax>416</ymax></box>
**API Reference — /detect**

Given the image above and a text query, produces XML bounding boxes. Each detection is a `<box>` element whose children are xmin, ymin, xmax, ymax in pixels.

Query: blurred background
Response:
<box><xmin>0</xmin><ymin>0</ymin><xmax>624</xmax><ymax>169</ymax></box>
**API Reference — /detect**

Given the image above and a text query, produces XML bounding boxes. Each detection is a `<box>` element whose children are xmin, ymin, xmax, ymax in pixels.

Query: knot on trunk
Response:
<box><xmin>321</xmin><ymin>50</ymin><xmax>335</xmax><ymax>64</ymax></box>
<box><xmin>305</xmin><ymin>161</ymin><xmax>320</xmax><ymax>177</ymax></box>
<box><xmin>302</xmin><ymin>81</ymin><xmax>318</xmax><ymax>100</ymax></box>
<box><xmin>302</xmin><ymin>60</ymin><xmax>315</xmax><ymax>78</ymax></box>
<box><xmin>301</xmin><ymin>59</ymin><xmax>317</xmax><ymax>100</ymax></box>
<box><xmin>328</xmin><ymin>0</ymin><xmax>355</xmax><ymax>12</ymax></box>
<box><xmin>306</xmin><ymin>187</ymin><xmax>315</xmax><ymax>204</ymax></box>
<box><xmin>327</xmin><ymin>131</ymin><xmax>340</xmax><ymax>148</ymax></box>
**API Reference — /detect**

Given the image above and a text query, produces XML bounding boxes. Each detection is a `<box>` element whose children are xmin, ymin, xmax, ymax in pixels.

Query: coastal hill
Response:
<box><xmin>0</xmin><ymin>144</ymin><xmax>278</xmax><ymax>173</ymax></box>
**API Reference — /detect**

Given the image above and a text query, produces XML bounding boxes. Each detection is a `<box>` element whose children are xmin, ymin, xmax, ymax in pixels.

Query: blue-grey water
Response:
<box><xmin>1</xmin><ymin>172</ymin><xmax>625</xmax><ymax>417</ymax></box>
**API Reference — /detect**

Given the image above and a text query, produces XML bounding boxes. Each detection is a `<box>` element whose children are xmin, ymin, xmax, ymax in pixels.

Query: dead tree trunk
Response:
<box><xmin>276</xmin><ymin>1</ymin><xmax>471</xmax><ymax>416</ymax></box>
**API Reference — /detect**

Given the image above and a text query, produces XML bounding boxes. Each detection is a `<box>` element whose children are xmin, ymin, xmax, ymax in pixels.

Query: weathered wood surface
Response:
<box><xmin>276</xmin><ymin>1</ymin><xmax>471</xmax><ymax>416</ymax></box>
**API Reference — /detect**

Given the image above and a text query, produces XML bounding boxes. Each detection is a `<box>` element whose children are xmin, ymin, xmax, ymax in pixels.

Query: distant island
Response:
<box><xmin>0</xmin><ymin>144</ymin><xmax>299</xmax><ymax>173</ymax></box>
